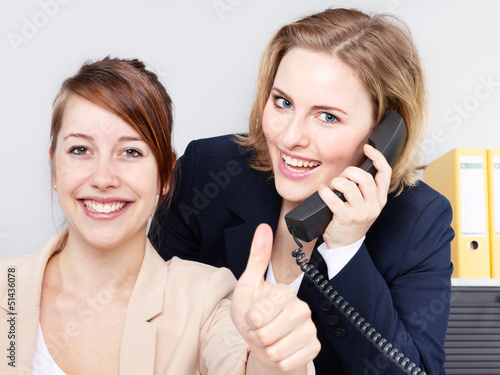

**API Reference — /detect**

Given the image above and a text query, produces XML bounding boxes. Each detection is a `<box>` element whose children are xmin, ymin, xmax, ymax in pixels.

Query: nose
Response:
<box><xmin>89</xmin><ymin>156</ymin><xmax>120</xmax><ymax>190</ymax></box>
<box><xmin>281</xmin><ymin>114</ymin><xmax>310</xmax><ymax>149</ymax></box>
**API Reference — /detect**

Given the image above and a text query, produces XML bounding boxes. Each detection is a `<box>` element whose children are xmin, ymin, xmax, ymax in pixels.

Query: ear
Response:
<box><xmin>158</xmin><ymin>179</ymin><xmax>172</xmax><ymax>197</ymax></box>
<box><xmin>161</xmin><ymin>185</ymin><xmax>170</xmax><ymax>196</ymax></box>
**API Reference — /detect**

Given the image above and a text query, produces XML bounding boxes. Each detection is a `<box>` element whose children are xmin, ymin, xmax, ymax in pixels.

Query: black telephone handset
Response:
<box><xmin>285</xmin><ymin>109</ymin><xmax>408</xmax><ymax>242</ymax></box>
<box><xmin>285</xmin><ymin>111</ymin><xmax>426</xmax><ymax>374</ymax></box>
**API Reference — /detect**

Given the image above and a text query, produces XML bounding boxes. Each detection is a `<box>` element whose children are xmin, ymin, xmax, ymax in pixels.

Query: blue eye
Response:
<box><xmin>276</xmin><ymin>97</ymin><xmax>292</xmax><ymax>109</ymax></box>
<box><xmin>319</xmin><ymin>112</ymin><xmax>337</xmax><ymax>123</ymax></box>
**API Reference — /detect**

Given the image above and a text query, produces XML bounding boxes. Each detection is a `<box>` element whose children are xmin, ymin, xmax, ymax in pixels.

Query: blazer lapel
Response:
<box><xmin>223</xmin><ymin>172</ymin><xmax>281</xmax><ymax>279</ymax></box>
<box><xmin>119</xmin><ymin>240</ymin><xmax>167</xmax><ymax>375</ymax></box>
<box><xmin>0</xmin><ymin>235</ymin><xmax>62</xmax><ymax>372</ymax></box>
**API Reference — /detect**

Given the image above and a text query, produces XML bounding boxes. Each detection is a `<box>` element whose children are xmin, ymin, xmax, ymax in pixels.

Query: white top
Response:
<box><xmin>32</xmin><ymin>324</ymin><xmax>67</xmax><ymax>375</ymax></box>
<box><xmin>266</xmin><ymin>237</ymin><xmax>365</xmax><ymax>293</ymax></box>
<box><xmin>266</xmin><ymin>261</ymin><xmax>305</xmax><ymax>294</ymax></box>
<box><xmin>317</xmin><ymin>236</ymin><xmax>365</xmax><ymax>280</ymax></box>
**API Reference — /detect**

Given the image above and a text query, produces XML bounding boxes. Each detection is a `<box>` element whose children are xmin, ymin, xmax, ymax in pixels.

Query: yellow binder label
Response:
<box><xmin>460</xmin><ymin>156</ymin><xmax>487</xmax><ymax>237</ymax></box>
<box><xmin>494</xmin><ymin>156</ymin><xmax>500</xmax><ymax>236</ymax></box>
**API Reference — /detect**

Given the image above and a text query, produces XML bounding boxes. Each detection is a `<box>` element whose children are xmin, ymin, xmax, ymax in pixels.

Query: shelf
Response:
<box><xmin>451</xmin><ymin>278</ymin><xmax>500</xmax><ymax>287</ymax></box>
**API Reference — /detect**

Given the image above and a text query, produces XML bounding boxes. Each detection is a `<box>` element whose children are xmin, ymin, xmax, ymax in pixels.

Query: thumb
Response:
<box><xmin>238</xmin><ymin>223</ymin><xmax>274</xmax><ymax>292</ymax></box>
<box><xmin>232</xmin><ymin>223</ymin><xmax>273</xmax><ymax>335</ymax></box>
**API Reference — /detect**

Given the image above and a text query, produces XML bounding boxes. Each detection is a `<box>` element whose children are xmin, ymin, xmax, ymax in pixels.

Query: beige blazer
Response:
<box><xmin>0</xmin><ymin>235</ymin><xmax>250</xmax><ymax>374</ymax></box>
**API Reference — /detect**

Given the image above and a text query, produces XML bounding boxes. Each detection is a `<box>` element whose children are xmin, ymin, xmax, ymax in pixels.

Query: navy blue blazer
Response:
<box><xmin>149</xmin><ymin>135</ymin><xmax>454</xmax><ymax>375</ymax></box>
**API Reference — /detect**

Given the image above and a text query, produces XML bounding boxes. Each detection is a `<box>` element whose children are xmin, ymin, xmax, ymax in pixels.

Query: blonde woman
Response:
<box><xmin>151</xmin><ymin>8</ymin><xmax>454</xmax><ymax>375</ymax></box>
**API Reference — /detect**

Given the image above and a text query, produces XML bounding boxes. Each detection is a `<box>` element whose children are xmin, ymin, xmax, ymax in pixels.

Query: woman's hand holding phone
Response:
<box><xmin>318</xmin><ymin>144</ymin><xmax>392</xmax><ymax>249</ymax></box>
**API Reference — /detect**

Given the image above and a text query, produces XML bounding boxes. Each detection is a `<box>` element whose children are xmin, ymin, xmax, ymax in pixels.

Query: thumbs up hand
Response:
<box><xmin>231</xmin><ymin>224</ymin><xmax>320</xmax><ymax>374</ymax></box>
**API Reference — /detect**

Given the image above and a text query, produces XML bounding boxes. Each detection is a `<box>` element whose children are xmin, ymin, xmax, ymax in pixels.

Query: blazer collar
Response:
<box><xmin>0</xmin><ymin>238</ymin><xmax>168</xmax><ymax>321</ymax></box>
<box><xmin>119</xmin><ymin>240</ymin><xmax>168</xmax><ymax>375</ymax></box>
<box><xmin>226</xmin><ymin>170</ymin><xmax>280</xmax><ymax>221</ymax></box>
<box><xmin>124</xmin><ymin>240</ymin><xmax>167</xmax><ymax>321</ymax></box>
<box><xmin>223</xmin><ymin>171</ymin><xmax>282</xmax><ymax>278</ymax></box>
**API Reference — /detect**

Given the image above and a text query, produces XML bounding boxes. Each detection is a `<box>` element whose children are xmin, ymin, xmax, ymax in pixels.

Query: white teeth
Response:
<box><xmin>84</xmin><ymin>200</ymin><xmax>126</xmax><ymax>213</ymax></box>
<box><xmin>281</xmin><ymin>153</ymin><xmax>321</xmax><ymax>168</ymax></box>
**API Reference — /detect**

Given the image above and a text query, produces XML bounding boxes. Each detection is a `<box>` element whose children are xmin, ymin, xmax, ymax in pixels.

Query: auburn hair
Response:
<box><xmin>50</xmin><ymin>57</ymin><xmax>175</xmax><ymax>250</ymax></box>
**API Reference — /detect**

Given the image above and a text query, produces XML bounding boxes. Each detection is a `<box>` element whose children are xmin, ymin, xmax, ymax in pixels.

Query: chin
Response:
<box><xmin>89</xmin><ymin>239</ymin><xmax>122</xmax><ymax>250</ymax></box>
<box><xmin>80</xmin><ymin>230</ymin><xmax>126</xmax><ymax>250</ymax></box>
<box><xmin>276</xmin><ymin>186</ymin><xmax>312</xmax><ymax>206</ymax></box>
<box><xmin>274</xmin><ymin>178</ymin><xmax>316</xmax><ymax>204</ymax></box>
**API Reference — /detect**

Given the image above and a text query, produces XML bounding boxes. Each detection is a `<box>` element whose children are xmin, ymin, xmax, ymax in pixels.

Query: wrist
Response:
<box><xmin>246</xmin><ymin>352</ymin><xmax>306</xmax><ymax>375</ymax></box>
<box><xmin>323</xmin><ymin>236</ymin><xmax>365</xmax><ymax>251</ymax></box>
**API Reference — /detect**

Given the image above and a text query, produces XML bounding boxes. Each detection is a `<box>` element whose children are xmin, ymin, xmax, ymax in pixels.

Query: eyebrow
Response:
<box><xmin>63</xmin><ymin>133</ymin><xmax>145</xmax><ymax>143</ymax></box>
<box><xmin>118</xmin><ymin>136</ymin><xmax>145</xmax><ymax>143</ymax></box>
<box><xmin>64</xmin><ymin>133</ymin><xmax>94</xmax><ymax>141</ymax></box>
<box><xmin>271</xmin><ymin>87</ymin><xmax>348</xmax><ymax>115</ymax></box>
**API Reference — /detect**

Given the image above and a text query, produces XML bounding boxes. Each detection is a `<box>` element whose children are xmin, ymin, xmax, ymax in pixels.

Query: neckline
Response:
<box><xmin>33</xmin><ymin>323</ymin><xmax>67</xmax><ymax>375</ymax></box>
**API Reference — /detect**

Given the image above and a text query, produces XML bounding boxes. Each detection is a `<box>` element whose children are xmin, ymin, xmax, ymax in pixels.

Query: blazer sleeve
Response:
<box><xmin>149</xmin><ymin>140</ymin><xmax>202</xmax><ymax>261</ymax></box>
<box><xmin>197</xmin><ymin>267</ymin><xmax>250</xmax><ymax>375</ymax></box>
<box><xmin>305</xmin><ymin>192</ymin><xmax>454</xmax><ymax>375</ymax></box>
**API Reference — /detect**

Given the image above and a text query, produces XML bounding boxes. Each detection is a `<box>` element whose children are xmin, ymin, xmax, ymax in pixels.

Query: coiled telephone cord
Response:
<box><xmin>290</xmin><ymin>227</ymin><xmax>427</xmax><ymax>375</ymax></box>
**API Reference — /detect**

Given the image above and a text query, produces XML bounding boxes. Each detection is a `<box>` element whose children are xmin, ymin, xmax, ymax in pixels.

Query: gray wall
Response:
<box><xmin>1</xmin><ymin>0</ymin><xmax>500</xmax><ymax>258</ymax></box>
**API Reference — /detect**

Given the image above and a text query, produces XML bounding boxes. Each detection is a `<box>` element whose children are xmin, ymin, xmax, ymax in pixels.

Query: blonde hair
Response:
<box><xmin>237</xmin><ymin>8</ymin><xmax>428</xmax><ymax>194</ymax></box>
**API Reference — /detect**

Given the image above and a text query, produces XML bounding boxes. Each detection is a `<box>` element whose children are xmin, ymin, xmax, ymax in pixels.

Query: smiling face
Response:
<box><xmin>51</xmin><ymin>95</ymin><xmax>160</xmax><ymax>250</ymax></box>
<box><xmin>262</xmin><ymin>47</ymin><xmax>376</xmax><ymax>205</ymax></box>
